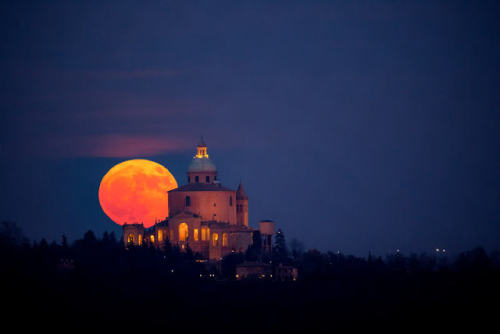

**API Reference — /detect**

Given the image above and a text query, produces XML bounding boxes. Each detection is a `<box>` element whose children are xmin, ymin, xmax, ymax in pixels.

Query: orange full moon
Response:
<box><xmin>98</xmin><ymin>159</ymin><xmax>178</xmax><ymax>228</ymax></box>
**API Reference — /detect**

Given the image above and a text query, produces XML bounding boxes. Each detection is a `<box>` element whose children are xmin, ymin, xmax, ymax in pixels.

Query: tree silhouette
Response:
<box><xmin>273</xmin><ymin>228</ymin><xmax>289</xmax><ymax>264</ymax></box>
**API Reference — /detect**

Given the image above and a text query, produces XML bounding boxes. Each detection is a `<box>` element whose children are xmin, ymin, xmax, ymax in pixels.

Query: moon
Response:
<box><xmin>98</xmin><ymin>159</ymin><xmax>178</xmax><ymax>228</ymax></box>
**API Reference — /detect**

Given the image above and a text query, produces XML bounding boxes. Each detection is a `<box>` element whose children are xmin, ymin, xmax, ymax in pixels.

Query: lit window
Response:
<box><xmin>212</xmin><ymin>233</ymin><xmax>219</xmax><ymax>247</ymax></box>
<box><xmin>201</xmin><ymin>227</ymin><xmax>206</xmax><ymax>241</ymax></box>
<box><xmin>185</xmin><ymin>196</ymin><xmax>191</xmax><ymax>207</ymax></box>
<box><xmin>179</xmin><ymin>223</ymin><xmax>188</xmax><ymax>241</ymax></box>
<box><xmin>127</xmin><ymin>234</ymin><xmax>134</xmax><ymax>244</ymax></box>
<box><xmin>158</xmin><ymin>229</ymin><xmax>163</xmax><ymax>242</ymax></box>
<box><xmin>150</xmin><ymin>235</ymin><xmax>155</xmax><ymax>243</ymax></box>
<box><xmin>138</xmin><ymin>234</ymin><xmax>142</xmax><ymax>245</ymax></box>
<box><xmin>222</xmin><ymin>233</ymin><xmax>228</xmax><ymax>247</ymax></box>
<box><xmin>194</xmin><ymin>229</ymin><xmax>199</xmax><ymax>241</ymax></box>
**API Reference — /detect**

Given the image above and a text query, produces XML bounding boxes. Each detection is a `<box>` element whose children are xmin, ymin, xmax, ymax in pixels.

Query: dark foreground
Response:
<box><xmin>2</xmin><ymin>226</ymin><xmax>499</xmax><ymax>331</ymax></box>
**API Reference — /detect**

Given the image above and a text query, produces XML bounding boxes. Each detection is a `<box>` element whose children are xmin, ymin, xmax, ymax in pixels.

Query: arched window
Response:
<box><xmin>185</xmin><ymin>196</ymin><xmax>191</xmax><ymax>207</ymax></box>
<box><xmin>201</xmin><ymin>226</ymin><xmax>206</xmax><ymax>241</ymax></box>
<box><xmin>127</xmin><ymin>234</ymin><xmax>134</xmax><ymax>244</ymax></box>
<box><xmin>179</xmin><ymin>223</ymin><xmax>188</xmax><ymax>242</ymax></box>
<box><xmin>229</xmin><ymin>196</ymin><xmax>233</xmax><ymax>206</ymax></box>
<box><xmin>194</xmin><ymin>229</ymin><xmax>199</xmax><ymax>241</ymax></box>
<box><xmin>150</xmin><ymin>235</ymin><xmax>155</xmax><ymax>243</ymax></box>
<box><xmin>158</xmin><ymin>229</ymin><xmax>163</xmax><ymax>242</ymax></box>
<box><xmin>222</xmin><ymin>233</ymin><xmax>228</xmax><ymax>247</ymax></box>
<box><xmin>206</xmin><ymin>176</ymin><xmax>210</xmax><ymax>183</ymax></box>
<box><xmin>195</xmin><ymin>176</ymin><xmax>199</xmax><ymax>183</ymax></box>
<box><xmin>212</xmin><ymin>233</ymin><xmax>219</xmax><ymax>247</ymax></box>
<box><xmin>138</xmin><ymin>234</ymin><xmax>142</xmax><ymax>246</ymax></box>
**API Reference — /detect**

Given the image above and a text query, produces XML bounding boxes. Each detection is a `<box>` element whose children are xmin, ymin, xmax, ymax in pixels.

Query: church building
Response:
<box><xmin>123</xmin><ymin>138</ymin><xmax>275</xmax><ymax>261</ymax></box>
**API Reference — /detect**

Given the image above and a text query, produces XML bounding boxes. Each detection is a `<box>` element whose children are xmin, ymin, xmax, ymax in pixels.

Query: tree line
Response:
<box><xmin>1</xmin><ymin>220</ymin><xmax>499</xmax><ymax>330</ymax></box>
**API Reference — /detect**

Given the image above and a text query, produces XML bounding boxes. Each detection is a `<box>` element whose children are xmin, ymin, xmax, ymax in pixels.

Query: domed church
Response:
<box><xmin>123</xmin><ymin>138</ymin><xmax>275</xmax><ymax>261</ymax></box>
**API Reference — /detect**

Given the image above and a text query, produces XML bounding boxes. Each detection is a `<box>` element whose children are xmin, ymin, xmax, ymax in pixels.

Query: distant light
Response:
<box><xmin>435</xmin><ymin>248</ymin><xmax>440</xmax><ymax>252</ymax></box>
<box><xmin>200</xmin><ymin>274</ymin><xmax>203</xmax><ymax>277</ymax></box>
<box><xmin>442</xmin><ymin>249</ymin><xmax>446</xmax><ymax>253</ymax></box>
<box><xmin>396</xmin><ymin>249</ymin><xmax>400</xmax><ymax>253</ymax></box>
<box><xmin>235</xmin><ymin>274</ymin><xmax>239</xmax><ymax>278</ymax></box>
<box><xmin>171</xmin><ymin>269</ymin><xmax>174</xmax><ymax>273</ymax></box>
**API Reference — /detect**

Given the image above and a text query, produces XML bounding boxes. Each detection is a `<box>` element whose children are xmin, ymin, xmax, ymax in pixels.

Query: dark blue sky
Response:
<box><xmin>1</xmin><ymin>0</ymin><xmax>500</xmax><ymax>255</ymax></box>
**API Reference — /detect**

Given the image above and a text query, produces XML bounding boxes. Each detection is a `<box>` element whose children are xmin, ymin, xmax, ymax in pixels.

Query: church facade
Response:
<box><xmin>122</xmin><ymin>139</ymin><xmax>275</xmax><ymax>261</ymax></box>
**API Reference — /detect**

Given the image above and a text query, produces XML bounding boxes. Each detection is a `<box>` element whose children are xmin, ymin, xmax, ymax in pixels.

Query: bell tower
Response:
<box><xmin>236</xmin><ymin>182</ymin><xmax>248</xmax><ymax>226</ymax></box>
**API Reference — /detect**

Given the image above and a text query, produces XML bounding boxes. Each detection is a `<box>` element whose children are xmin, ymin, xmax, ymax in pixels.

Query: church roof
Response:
<box><xmin>169</xmin><ymin>183</ymin><xmax>234</xmax><ymax>193</ymax></box>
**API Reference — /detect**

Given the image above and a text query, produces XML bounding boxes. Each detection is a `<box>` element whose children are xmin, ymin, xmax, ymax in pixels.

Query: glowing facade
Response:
<box><xmin>123</xmin><ymin>138</ymin><xmax>274</xmax><ymax>261</ymax></box>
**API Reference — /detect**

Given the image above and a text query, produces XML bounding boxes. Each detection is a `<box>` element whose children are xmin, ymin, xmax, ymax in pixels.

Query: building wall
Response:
<box><xmin>169</xmin><ymin>190</ymin><xmax>237</xmax><ymax>225</ymax></box>
<box><xmin>123</xmin><ymin>224</ymin><xmax>145</xmax><ymax>246</ymax></box>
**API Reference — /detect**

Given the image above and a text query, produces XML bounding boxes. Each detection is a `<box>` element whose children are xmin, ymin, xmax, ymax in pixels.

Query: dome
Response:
<box><xmin>188</xmin><ymin>157</ymin><xmax>217</xmax><ymax>173</ymax></box>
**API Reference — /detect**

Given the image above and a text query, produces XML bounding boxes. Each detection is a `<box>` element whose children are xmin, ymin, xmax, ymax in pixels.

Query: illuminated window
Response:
<box><xmin>206</xmin><ymin>176</ymin><xmax>210</xmax><ymax>183</ymax></box>
<box><xmin>222</xmin><ymin>233</ymin><xmax>228</xmax><ymax>247</ymax></box>
<box><xmin>201</xmin><ymin>226</ymin><xmax>210</xmax><ymax>241</ymax></box>
<box><xmin>179</xmin><ymin>223</ymin><xmax>188</xmax><ymax>241</ymax></box>
<box><xmin>194</xmin><ymin>229</ymin><xmax>199</xmax><ymax>241</ymax></box>
<box><xmin>127</xmin><ymin>234</ymin><xmax>134</xmax><ymax>244</ymax></box>
<box><xmin>150</xmin><ymin>235</ymin><xmax>155</xmax><ymax>243</ymax></box>
<box><xmin>212</xmin><ymin>233</ymin><xmax>219</xmax><ymax>247</ymax></box>
<box><xmin>158</xmin><ymin>229</ymin><xmax>163</xmax><ymax>242</ymax></box>
<box><xmin>138</xmin><ymin>234</ymin><xmax>142</xmax><ymax>245</ymax></box>
<box><xmin>185</xmin><ymin>196</ymin><xmax>191</xmax><ymax>207</ymax></box>
<box><xmin>229</xmin><ymin>196</ymin><xmax>233</xmax><ymax>206</ymax></box>
<box><xmin>195</xmin><ymin>176</ymin><xmax>199</xmax><ymax>183</ymax></box>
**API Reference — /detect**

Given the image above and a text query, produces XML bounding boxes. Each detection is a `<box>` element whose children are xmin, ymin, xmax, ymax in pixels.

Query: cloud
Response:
<box><xmin>82</xmin><ymin>134</ymin><xmax>189</xmax><ymax>158</ymax></box>
<box><xmin>16</xmin><ymin>134</ymin><xmax>191</xmax><ymax>159</ymax></box>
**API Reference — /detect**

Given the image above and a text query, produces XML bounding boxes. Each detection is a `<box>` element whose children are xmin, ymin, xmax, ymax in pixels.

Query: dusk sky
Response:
<box><xmin>1</xmin><ymin>1</ymin><xmax>500</xmax><ymax>255</ymax></box>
